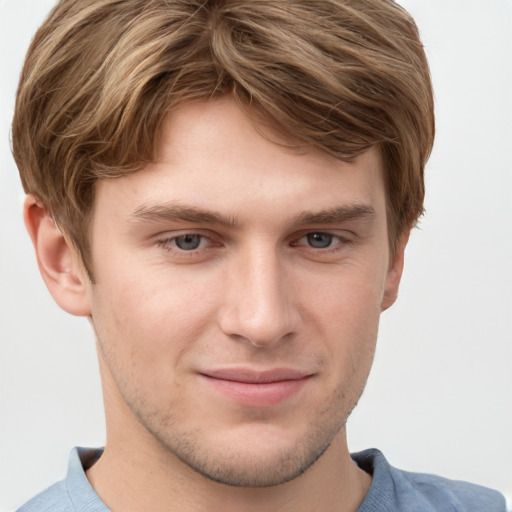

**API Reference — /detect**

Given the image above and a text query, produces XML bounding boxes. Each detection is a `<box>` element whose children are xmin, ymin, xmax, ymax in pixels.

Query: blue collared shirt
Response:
<box><xmin>16</xmin><ymin>447</ymin><xmax>506</xmax><ymax>511</ymax></box>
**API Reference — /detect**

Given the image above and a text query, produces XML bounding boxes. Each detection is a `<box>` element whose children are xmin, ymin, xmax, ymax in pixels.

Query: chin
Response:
<box><xmin>149</xmin><ymin>417</ymin><xmax>344</xmax><ymax>488</ymax></box>
<box><xmin>176</xmin><ymin>438</ymin><xmax>332</xmax><ymax>488</ymax></box>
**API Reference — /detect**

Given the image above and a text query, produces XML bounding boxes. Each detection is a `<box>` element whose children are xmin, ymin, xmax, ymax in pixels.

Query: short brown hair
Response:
<box><xmin>12</xmin><ymin>0</ymin><xmax>434</xmax><ymax>279</ymax></box>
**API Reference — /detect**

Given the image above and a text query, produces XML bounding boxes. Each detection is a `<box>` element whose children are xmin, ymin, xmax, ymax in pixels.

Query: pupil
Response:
<box><xmin>175</xmin><ymin>234</ymin><xmax>201</xmax><ymax>250</ymax></box>
<box><xmin>307</xmin><ymin>233</ymin><xmax>332</xmax><ymax>248</ymax></box>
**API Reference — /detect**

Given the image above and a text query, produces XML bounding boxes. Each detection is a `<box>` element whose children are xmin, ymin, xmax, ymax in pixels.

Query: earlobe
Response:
<box><xmin>381</xmin><ymin>230</ymin><xmax>410</xmax><ymax>312</ymax></box>
<box><xmin>24</xmin><ymin>195</ymin><xmax>91</xmax><ymax>316</ymax></box>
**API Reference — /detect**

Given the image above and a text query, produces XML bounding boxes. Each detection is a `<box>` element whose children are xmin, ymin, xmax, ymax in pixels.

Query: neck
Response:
<box><xmin>86</xmin><ymin>426</ymin><xmax>371</xmax><ymax>512</ymax></box>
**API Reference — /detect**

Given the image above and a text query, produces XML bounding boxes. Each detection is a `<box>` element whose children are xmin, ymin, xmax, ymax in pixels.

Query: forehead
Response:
<box><xmin>93</xmin><ymin>98</ymin><xmax>386</xmax><ymax>226</ymax></box>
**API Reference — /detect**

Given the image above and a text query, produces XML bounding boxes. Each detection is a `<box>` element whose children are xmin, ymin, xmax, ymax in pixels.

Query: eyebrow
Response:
<box><xmin>294</xmin><ymin>204</ymin><xmax>376</xmax><ymax>225</ymax></box>
<box><xmin>130</xmin><ymin>203</ymin><xmax>239</xmax><ymax>227</ymax></box>
<box><xmin>129</xmin><ymin>202</ymin><xmax>376</xmax><ymax>228</ymax></box>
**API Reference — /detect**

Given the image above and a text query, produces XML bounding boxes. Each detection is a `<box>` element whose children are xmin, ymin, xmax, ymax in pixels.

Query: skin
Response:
<box><xmin>25</xmin><ymin>97</ymin><xmax>408</xmax><ymax>512</ymax></box>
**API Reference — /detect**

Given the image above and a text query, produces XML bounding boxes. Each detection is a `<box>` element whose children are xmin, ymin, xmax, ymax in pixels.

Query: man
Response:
<box><xmin>10</xmin><ymin>0</ymin><xmax>507</xmax><ymax>511</ymax></box>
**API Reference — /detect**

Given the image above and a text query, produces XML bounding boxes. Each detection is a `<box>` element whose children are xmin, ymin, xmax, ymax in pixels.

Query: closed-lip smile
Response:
<box><xmin>198</xmin><ymin>367</ymin><xmax>313</xmax><ymax>407</ymax></box>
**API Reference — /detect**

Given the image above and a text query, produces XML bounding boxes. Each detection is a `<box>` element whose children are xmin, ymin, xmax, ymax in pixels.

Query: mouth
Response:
<box><xmin>198</xmin><ymin>368</ymin><xmax>313</xmax><ymax>407</ymax></box>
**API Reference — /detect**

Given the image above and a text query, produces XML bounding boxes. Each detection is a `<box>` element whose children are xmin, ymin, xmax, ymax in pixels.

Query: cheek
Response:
<box><xmin>90</xmin><ymin>283</ymin><xmax>192</xmax><ymax>412</ymax></box>
<box><xmin>299</xmin><ymin>263</ymin><xmax>384</xmax><ymax>371</ymax></box>
<box><xmin>91</xmin><ymin>268</ymin><xmax>217</xmax><ymax>371</ymax></box>
<box><xmin>302</xmin><ymin>258</ymin><xmax>386</xmax><ymax>326</ymax></box>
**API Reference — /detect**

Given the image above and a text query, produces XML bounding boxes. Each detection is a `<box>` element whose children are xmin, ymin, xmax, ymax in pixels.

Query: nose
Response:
<box><xmin>218</xmin><ymin>244</ymin><xmax>301</xmax><ymax>347</ymax></box>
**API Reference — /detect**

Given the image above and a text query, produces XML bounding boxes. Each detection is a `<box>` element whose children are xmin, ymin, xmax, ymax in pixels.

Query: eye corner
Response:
<box><xmin>292</xmin><ymin>231</ymin><xmax>346</xmax><ymax>249</ymax></box>
<box><xmin>154</xmin><ymin>230</ymin><xmax>227</xmax><ymax>263</ymax></box>
<box><xmin>288</xmin><ymin>230</ymin><xmax>357</xmax><ymax>261</ymax></box>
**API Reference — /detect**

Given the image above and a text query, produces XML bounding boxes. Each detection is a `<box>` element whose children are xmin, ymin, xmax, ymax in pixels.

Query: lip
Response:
<box><xmin>198</xmin><ymin>368</ymin><xmax>312</xmax><ymax>407</ymax></box>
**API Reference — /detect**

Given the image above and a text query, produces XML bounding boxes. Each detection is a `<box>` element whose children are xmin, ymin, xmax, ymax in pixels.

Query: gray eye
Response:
<box><xmin>306</xmin><ymin>233</ymin><xmax>333</xmax><ymax>248</ymax></box>
<box><xmin>174</xmin><ymin>234</ymin><xmax>202</xmax><ymax>250</ymax></box>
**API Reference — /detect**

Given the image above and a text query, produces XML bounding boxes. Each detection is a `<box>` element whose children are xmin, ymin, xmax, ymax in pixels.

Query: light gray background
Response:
<box><xmin>1</xmin><ymin>1</ymin><xmax>511</xmax><ymax>510</ymax></box>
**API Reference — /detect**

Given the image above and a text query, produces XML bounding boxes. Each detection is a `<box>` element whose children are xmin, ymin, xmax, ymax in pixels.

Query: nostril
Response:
<box><xmin>218</xmin><ymin>299</ymin><xmax>299</xmax><ymax>348</ymax></box>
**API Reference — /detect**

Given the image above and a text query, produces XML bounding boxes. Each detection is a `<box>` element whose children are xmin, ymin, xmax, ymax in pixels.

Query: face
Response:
<box><xmin>83</xmin><ymin>98</ymin><xmax>403</xmax><ymax>487</ymax></box>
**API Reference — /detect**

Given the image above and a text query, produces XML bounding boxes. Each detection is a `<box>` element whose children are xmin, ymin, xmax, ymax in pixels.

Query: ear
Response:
<box><xmin>381</xmin><ymin>229</ymin><xmax>410</xmax><ymax>312</ymax></box>
<box><xmin>24</xmin><ymin>195</ymin><xmax>91</xmax><ymax>316</ymax></box>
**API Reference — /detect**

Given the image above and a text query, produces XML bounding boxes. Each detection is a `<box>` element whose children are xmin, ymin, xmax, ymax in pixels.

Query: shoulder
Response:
<box><xmin>353</xmin><ymin>449</ymin><xmax>507</xmax><ymax>512</ymax></box>
<box><xmin>15</xmin><ymin>480</ymin><xmax>73</xmax><ymax>512</ymax></box>
<box><xmin>15</xmin><ymin>446</ymin><xmax>107</xmax><ymax>512</ymax></box>
<box><xmin>389</xmin><ymin>464</ymin><xmax>507</xmax><ymax>511</ymax></box>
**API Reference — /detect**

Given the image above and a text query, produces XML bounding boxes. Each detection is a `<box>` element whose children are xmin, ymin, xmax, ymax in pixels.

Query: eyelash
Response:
<box><xmin>156</xmin><ymin>231</ymin><xmax>350</xmax><ymax>256</ymax></box>
<box><xmin>292</xmin><ymin>232</ymin><xmax>349</xmax><ymax>252</ymax></box>
<box><xmin>156</xmin><ymin>233</ymin><xmax>216</xmax><ymax>254</ymax></box>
